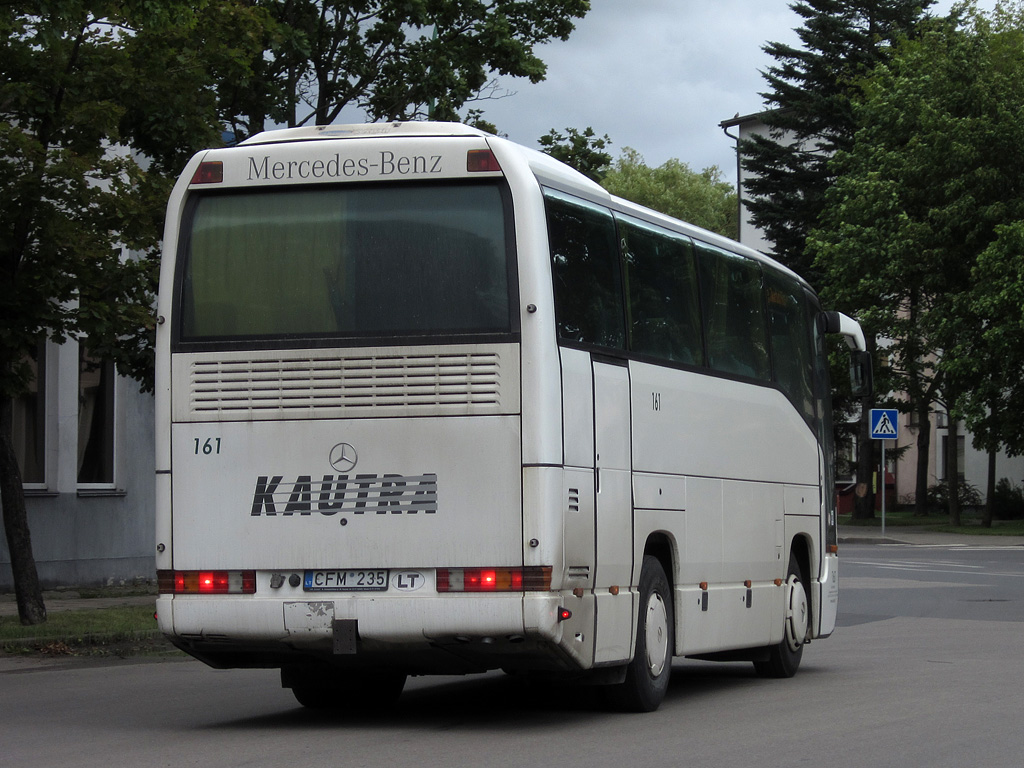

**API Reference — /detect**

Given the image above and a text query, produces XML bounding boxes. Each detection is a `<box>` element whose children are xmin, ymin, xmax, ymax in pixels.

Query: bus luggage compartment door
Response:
<box><xmin>592</xmin><ymin>357</ymin><xmax>634</xmax><ymax>664</ymax></box>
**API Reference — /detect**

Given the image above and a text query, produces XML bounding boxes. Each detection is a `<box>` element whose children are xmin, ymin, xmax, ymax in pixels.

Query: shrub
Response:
<box><xmin>925</xmin><ymin>481</ymin><xmax>983</xmax><ymax>514</ymax></box>
<box><xmin>990</xmin><ymin>478</ymin><xmax>1024</xmax><ymax>520</ymax></box>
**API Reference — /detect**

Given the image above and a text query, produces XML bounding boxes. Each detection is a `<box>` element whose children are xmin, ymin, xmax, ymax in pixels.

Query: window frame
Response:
<box><xmin>171</xmin><ymin>178</ymin><xmax>521</xmax><ymax>354</ymax></box>
<box><xmin>12</xmin><ymin>339</ymin><xmax>48</xmax><ymax>489</ymax></box>
<box><xmin>544</xmin><ymin>188</ymin><xmax>627</xmax><ymax>353</ymax></box>
<box><xmin>76</xmin><ymin>346</ymin><xmax>117</xmax><ymax>490</ymax></box>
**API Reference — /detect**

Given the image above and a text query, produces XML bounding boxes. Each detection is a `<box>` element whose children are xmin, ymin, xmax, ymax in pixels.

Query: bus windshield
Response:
<box><xmin>177</xmin><ymin>181</ymin><xmax>512</xmax><ymax>342</ymax></box>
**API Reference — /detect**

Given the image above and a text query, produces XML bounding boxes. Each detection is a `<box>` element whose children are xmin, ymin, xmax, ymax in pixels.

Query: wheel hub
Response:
<box><xmin>784</xmin><ymin>574</ymin><xmax>809</xmax><ymax>653</ymax></box>
<box><xmin>644</xmin><ymin>591</ymin><xmax>670</xmax><ymax>677</ymax></box>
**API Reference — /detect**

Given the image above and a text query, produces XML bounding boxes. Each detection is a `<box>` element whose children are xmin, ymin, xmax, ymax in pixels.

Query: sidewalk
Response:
<box><xmin>838</xmin><ymin>524</ymin><xmax>1024</xmax><ymax>547</ymax></box>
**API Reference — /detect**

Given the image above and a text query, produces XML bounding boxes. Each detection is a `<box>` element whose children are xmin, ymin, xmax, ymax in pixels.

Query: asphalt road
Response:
<box><xmin>2</xmin><ymin>542</ymin><xmax>1022</xmax><ymax>768</ymax></box>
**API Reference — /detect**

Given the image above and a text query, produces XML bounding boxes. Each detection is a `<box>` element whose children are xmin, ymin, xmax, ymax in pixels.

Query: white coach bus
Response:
<box><xmin>154</xmin><ymin>122</ymin><xmax>868</xmax><ymax>712</ymax></box>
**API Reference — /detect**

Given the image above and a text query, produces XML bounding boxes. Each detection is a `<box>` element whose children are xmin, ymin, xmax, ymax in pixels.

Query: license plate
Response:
<box><xmin>303</xmin><ymin>569</ymin><xmax>389</xmax><ymax>592</ymax></box>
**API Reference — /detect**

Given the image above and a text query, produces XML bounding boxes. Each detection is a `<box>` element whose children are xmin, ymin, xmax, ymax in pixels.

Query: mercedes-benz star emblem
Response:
<box><xmin>329</xmin><ymin>442</ymin><xmax>358</xmax><ymax>473</ymax></box>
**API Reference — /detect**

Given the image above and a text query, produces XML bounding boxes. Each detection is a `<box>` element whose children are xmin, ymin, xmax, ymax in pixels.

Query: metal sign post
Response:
<box><xmin>870</xmin><ymin>409</ymin><xmax>899</xmax><ymax>538</ymax></box>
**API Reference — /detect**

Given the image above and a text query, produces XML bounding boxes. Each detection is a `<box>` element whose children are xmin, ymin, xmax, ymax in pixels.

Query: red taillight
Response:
<box><xmin>467</xmin><ymin>149</ymin><xmax>501</xmax><ymax>172</ymax></box>
<box><xmin>157</xmin><ymin>569</ymin><xmax>256</xmax><ymax>594</ymax></box>
<box><xmin>436</xmin><ymin>566</ymin><xmax>551</xmax><ymax>593</ymax></box>
<box><xmin>190</xmin><ymin>161</ymin><xmax>223</xmax><ymax>184</ymax></box>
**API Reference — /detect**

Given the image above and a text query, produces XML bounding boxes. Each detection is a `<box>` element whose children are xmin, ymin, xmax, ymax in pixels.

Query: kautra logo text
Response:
<box><xmin>250</xmin><ymin>474</ymin><xmax>438</xmax><ymax>516</ymax></box>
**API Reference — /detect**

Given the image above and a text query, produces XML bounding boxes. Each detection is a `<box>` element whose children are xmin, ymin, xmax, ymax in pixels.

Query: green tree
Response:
<box><xmin>2</xmin><ymin>1</ymin><xmax>592</xmax><ymax>625</ymax></box>
<box><xmin>810</xmin><ymin>2</ymin><xmax>1024</xmax><ymax>524</ymax></box>
<box><xmin>538</xmin><ymin>126</ymin><xmax>612</xmax><ymax>183</ymax></box>
<box><xmin>225</xmin><ymin>0</ymin><xmax>591</xmax><ymax>140</ymax></box>
<box><xmin>0</xmin><ymin>1</ymin><xmax>268</xmax><ymax>624</ymax></box>
<box><xmin>743</xmin><ymin>0</ymin><xmax>933</xmax><ymax>521</ymax></box>
<box><xmin>601</xmin><ymin>148</ymin><xmax>737</xmax><ymax>239</ymax></box>
<box><xmin>743</xmin><ymin>0</ymin><xmax>934</xmax><ymax>283</ymax></box>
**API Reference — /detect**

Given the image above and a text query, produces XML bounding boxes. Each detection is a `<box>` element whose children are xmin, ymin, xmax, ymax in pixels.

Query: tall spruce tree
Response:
<box><xmin>739</xmin><ymin>0</ymin><xmax>933</xmax><ymax>520</ymax></box>
<box><xmin>742</xmin><ymin>0</ymin><xmax>934</xmax><ymax>284</ymax></box>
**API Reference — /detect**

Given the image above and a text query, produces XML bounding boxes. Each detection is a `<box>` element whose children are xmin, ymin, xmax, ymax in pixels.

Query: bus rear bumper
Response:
<box><xmin>157</xmin><ymin>592</ymin><xmax>573</xmax><ymax>673</ymax></box>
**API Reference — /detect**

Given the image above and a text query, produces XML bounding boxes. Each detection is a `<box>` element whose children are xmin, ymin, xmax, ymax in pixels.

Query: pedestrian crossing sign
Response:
<box><xmin>870</xmin><ymin>409</ymin><xmax>899</xmax><ymax>440</ymax></box>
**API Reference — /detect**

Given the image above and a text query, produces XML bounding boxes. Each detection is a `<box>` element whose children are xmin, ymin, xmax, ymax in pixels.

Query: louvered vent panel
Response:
<box><xmin>186</xmin><ymin>350</ymin><xmax>509</xmax><ymax>420</ymax></box>
<box><xmin>567</xmin><ymin>488</ymin><xmax>580</xmax><ymax>513</ymax></box>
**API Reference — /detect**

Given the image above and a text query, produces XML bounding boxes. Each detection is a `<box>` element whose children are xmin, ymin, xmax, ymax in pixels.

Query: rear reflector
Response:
<box><xmin>190</xmin><ymin>161</ymin><xmax>223</xmax><ymax>184</ymax></box>
<box><xmin>466</xmin><ymin>149</ymin><xmax>501</xmax><ymax>172</ymax></box>
<box><xmin>436</xmin><ymin>566</ymin><xmax>551</xmax><ymax>592</ymax></box>
<box><xmin>157</xmin><ymin>569</ymin><xmax>256</xmax><ymax>594</ymax></box>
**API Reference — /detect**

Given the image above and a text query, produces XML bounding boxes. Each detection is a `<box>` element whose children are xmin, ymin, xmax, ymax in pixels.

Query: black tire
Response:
<box><xmin>287</xmin><ymin>667</ymin><xmax>407</xmax><ymax>711</ymax></box>
<box><xmin>606</xmin><ymin>555</ymin><xmax>674</xmax><ymax>712</ymax></box>
<box><xmin>754</xmin><ymin>552</ymin><xmax>808</xmax><ymax>679</ymax></box>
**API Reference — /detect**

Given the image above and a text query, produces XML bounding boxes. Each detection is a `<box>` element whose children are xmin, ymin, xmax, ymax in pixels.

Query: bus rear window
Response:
<box><xmin>177</xmin><ymin>182</ymin><xmax>512</xmax><ymax>342</ymax></box>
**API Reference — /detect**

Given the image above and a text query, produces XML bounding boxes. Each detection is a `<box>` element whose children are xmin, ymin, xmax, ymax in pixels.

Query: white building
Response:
<box><xmin>1</xmin><ymin>333</ymin><xmax>155</xmax><ymax>589</ymax></box>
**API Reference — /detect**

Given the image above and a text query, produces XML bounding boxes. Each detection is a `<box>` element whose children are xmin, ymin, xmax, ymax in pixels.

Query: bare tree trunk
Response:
<box><xmin>852</xmin><ymin>399</ymin><xmax>876</xmax><ymax>519</ymax></box>
<box><xmin>983</xmin><ymin>447</ymin><xmax>996</xmax><ymax>529</ymax></box>
<box><xmin>0</xmin><ymin>395</ymin><xmax>47</xmax><ymax>625</ymax></box>
<box><xmin>946</xmin><ymin>418</ymin><xmax>961</xmax><ymax>527</ymax></box>
<box><xmin>914</xmin><ymin>401</ymin><xmax>931</xmax><ymax>516</ymax></box>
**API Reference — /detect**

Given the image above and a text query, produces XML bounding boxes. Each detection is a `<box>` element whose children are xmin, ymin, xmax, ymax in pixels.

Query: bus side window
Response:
<box><xmin>696</xmin><ymin>243</ymin><xmax>770</xmax><ymax>380</ymax></box>
<box><xmin>765</xmin><ymin>272</ymin><xmax>816</xmax><ymax>427</ymax></box>
<box><xmin>618</xmin><ymin>215</ymin><xmax>703</xmax><ymax>366</ymax></box>
<box><xmin>544</xmin><ymin>191</ymin><xmax>625</xmax><ymax>349</ymax></box>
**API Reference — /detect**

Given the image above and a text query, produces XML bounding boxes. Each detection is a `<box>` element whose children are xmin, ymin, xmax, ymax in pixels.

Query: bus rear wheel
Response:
<box><xmin>754</xmin><ymin>553</ymin><xmax>808</xmax><ymax>679</ymax></box>
<box><xmin>606</xmin><ymin>555</ymin><xmax>673</xmax><ymax>712</ymax></box>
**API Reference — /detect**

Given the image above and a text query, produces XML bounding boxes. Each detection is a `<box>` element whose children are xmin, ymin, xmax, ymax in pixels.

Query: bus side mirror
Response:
<box><xmin>850</xmin><ymin>350</ymin><xmax>873</xmax><ymax>398</ymax></box>
<box><xmin>823</xmin><ymin>310</ymin><xmax>867</xmax><ymax>352</ymax></box>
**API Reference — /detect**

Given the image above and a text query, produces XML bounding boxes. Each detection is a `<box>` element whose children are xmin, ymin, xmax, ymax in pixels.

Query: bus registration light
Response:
<box><xmin>157</xmin><ymin>570</ymin><xmax>256</xmax><ymax>594</ymax></box>
<box><xmin>436</xmin><ymin>566</ymin><xmax>551</xmax><ymax>592</ymax></box>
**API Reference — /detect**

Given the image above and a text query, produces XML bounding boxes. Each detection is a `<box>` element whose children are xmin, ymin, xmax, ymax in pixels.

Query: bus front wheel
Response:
<box><xmin>754</xmin><ymin>553</ymin><xmax>807</xmax><ymax>679</ymax></box>
<box><xmin>606</xmin><ymin>555</ymin><xmax>673</xmax><ymax>712</ymax></box>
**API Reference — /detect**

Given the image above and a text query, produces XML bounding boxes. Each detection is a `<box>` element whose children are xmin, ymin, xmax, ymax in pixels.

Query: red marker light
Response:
<box><xmin>467</xmin><ymin>149</ymin><xmax>501</xmax><ymax>172</ymax></box>
<box><xmin>558</xmin><ymin>607</ymin><xmax>572</xmax><ymax>621</ymax></box>
<box><xmin>190</xmin><ymin>161</ymin><xmax>223</xmax><ymax>184</ymax></box>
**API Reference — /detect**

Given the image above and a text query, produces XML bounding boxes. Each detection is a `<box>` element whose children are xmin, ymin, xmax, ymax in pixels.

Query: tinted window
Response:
<box><xmin>618</xmin><ymin>214</ymin><xmax>703</xmax><ymax>365</ymax></box>
<box><xmin>765</xmin><ymin>271</ymin><xmax>815</xmax><ymax>424</ymax></box>
<box><xmin>179</xmin><ymin>182</ymin><xmax>511</xmax><ymax>340</ymax></box>
<box><xmin>545</xmin><ymin>191</ymin><xmax>625</xmax><ymax>349</ymax></box>
<box><xmin>696</xmin><ymin>243</ymin><xmax>770</xmax><ymax>380</ymax></box>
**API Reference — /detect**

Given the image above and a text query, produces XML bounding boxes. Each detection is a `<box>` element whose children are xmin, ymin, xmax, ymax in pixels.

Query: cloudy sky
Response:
<box><xmin>480</xmin><ymin>0</ymin><xmax>985</xmax><ymax>183</ymax></box>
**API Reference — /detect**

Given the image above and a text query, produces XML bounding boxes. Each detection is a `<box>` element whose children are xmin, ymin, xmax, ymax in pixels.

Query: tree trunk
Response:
<box><xmin>852</xmin><ymin>399</ymin><xmax>876</xmax><ymax>519</ymax></box>
<box><xmin>913</xmin><ymin>402</ymin><xmax>931</xmax><ymax>516</ymax></box>
<box><xmin>946</xmin><ymin>418</ymin><xmax>961</xmax><ymax>527</ymax></box>
<box><xmin>982</xmin><ymin>447</ymin><xmax>996</xmax><ymax>529</ymax></box>
<box><xmin>0</xmin><ymin>395</ymin><xmax>47</xmax><ymax>625</ymax></box>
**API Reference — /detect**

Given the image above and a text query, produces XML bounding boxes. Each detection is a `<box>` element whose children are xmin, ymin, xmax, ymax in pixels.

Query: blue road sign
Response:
<box><xmin>870</xmin><ymin>409</ymin><xmax>899</xmax><ymax>440</ymax></box>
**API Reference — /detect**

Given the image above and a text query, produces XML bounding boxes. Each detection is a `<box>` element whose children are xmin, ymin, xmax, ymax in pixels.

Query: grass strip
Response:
<box><xmin>0</xmin><ymin>604</ymin><xmax>176</xmax><ymax>658</ymax></box>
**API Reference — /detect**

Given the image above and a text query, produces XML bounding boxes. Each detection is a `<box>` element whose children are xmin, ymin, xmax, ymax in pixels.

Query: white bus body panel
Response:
<box><xmin>628</xmin><ymin>361</ymin><xmax>820</xmax><ymax>655</ymax></box>
<box><xmin>170</xmin><ymin>413</ymin><xmax>522</xmax><ymax>571</ymax></box>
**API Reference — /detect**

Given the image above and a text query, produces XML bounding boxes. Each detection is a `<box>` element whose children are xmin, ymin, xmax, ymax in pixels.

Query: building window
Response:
<box><xmin>12</xmin><ymin>341</ymin><xmax>46</xmax><ymax>484</ymax></box>
<box><xmin>78</xmin><ymin>347</ymin><xmax>115</xmax><ymax>485</ymax></box>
